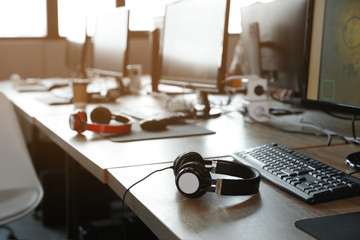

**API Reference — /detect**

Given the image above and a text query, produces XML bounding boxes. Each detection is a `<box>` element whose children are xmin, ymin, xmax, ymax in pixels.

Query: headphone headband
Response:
<box><xmin>86</xmin><ymin>121</ymin><xmax>131</xmax><ymax>134</ymax></box>
<box><xmin>69</xmin><ymin>109</ymin><xmax>132</xmax><ymax>134</ymax></box>
<box><xmin>204</xmin><ymin>160</ymin><xmax>261</xmax><ymax>195</ymax></box>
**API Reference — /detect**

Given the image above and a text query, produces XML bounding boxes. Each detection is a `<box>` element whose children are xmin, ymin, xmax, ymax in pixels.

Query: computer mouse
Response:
<box><xmin>140</xmin><ymin>119</ymin><xmax>167</xmax><ymax>131</ymax></box>
<box><xmin>345</xmin><ymin>151</ymin><xmax>360</xmax><ymax>170</ymax></box>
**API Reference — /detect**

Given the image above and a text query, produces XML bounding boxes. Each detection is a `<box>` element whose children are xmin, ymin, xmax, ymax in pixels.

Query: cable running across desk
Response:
<box><xmin>247</xmin><ymin>112</ymin><xmax>350</xmax><ymax>146</ymax></box>
<box><xmin>121</xmin><ymin>166</ymin><xmax>173</xmax><ymax>240</ymax></box>
<box><xmin>232</xmin><ymin>143</ymin><xmax>360</xmax><ymax>204</ymax></box>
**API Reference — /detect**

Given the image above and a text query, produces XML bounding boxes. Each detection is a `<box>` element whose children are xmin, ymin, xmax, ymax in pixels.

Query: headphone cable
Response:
<box><xmin>121</xmin><ymin>165</ymin><xmax>173</xmax><ymax>240</ymax></box>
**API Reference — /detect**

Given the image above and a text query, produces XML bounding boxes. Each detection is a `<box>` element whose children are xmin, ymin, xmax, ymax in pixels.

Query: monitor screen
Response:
<box><xmin>90</xmin><ymin>7</ymin><xmax>129</xmax><ymax>78</ymax></box>
<box><xmin>65</xmin><ymin>39</ymin><xmax>86</xmax><ymax>77</ymax></box>
<box><xmin>240</xmin><ymin>0</ymin><xmax>310</xmax><ymax>93</ymax></box>
<box><xmin>303</xmin><ymin>0</ymin><xmax>360</xmax><ymax>114</ymax></box>
<box><xmin>64</xmin><ymin>17</ymin><xmax>87</xmax><ymax>77</ymax></box>
<box><xmin>159</xmin><ymin>0</ymin><xmax>230</xmax><ymax>93</ymax></box>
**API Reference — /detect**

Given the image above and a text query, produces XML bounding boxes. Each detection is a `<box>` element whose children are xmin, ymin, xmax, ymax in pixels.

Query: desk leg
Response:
<box><xmin>30</xmin><ymin>124</ymin><xmax>39</xmax><ymax>157</ymax></box>
<box><xmin>65</xmin><ymin>154</ymin><xmax>113</xmax><ymax>239</ymax></box>
<box><xmin>65</xmin><ymin>154</ymin><xmax>79</xmax><ymax>240</ymax></box>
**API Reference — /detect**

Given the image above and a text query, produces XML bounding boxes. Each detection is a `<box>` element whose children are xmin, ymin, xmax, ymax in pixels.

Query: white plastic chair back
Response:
<box><xmin>0</xmin><ymin>92</ymin><xmax>43</xmax><ymax>225</ymax></box>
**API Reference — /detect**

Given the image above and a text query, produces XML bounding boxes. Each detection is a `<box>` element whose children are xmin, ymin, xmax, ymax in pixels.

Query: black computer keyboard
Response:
<box><xmin>231</xmin><ymin>143</ymin><xmax>360</xmax><ymax>204</ymax></box>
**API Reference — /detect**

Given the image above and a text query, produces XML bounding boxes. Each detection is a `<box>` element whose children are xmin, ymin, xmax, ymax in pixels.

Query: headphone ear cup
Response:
<box><xmin>175</xmin><ymin>161</ymin><xmax>211</xmax><ymax>198</ymax></box>
<box><xmin>69</xmin><ymin>110</ymin><xmax>88</xmax><ymax>133</ymax></box>
<box><xmin>91</xmin><ymin>106</ymin><xmax>130</xmax><ymax>124</ymax></box>
<box><xmin>173</xmin><ymin>152</ymin><xmax>204</xmax><ymax>176</ymax></box>
<box><xmin>79</xmin><ymin>110</ymin><xmax>88</xmax><ymax>122</ymax></box>
<box><xmin>90</xmin><ymin>106</ymin><xmax>112</xmax><ymax>124</ymax></box>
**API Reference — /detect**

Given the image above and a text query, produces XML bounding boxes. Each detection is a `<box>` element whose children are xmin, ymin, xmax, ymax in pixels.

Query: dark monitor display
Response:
<box><xmin>89</xmin><ymin>7</ymin><xmax>129</xmax><ymax>78</ymax></box>
<box><xmin>64</xmin><ymin>18</ymin><xmax>87</xmax><ymax>77</ymax></box>
<box><xmin>240</xmin><ymin>0</ymin><xmax>310</xmax><ymax>93</ymax></box>
<box><xmin>303</xmin><ymin>0</ymin><xmax>360</xmax><ymax>114</ymax></box>
<box><xmin>159</xmin><ymin>0</ymin><xmax>230</xmax><ymax>94</ymax></box>
<box><xmin>65</xmin><ymin>38</ymin><xmax>86</xmax><ymax>77</ymax></box>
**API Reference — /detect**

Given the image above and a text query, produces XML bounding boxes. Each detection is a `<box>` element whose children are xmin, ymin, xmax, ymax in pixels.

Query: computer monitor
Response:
<box><xmin>88</xmin><ymin>7</ymin><xmax>129</xmax><ymax>81</ymax></box>
<box><xmin>303</xmin><ymin>0</ymin><xmax>360</xmax><ymax>114</ymax></box>
<box><xmin>158</xmin><ymin>0</ymin><xmax>230</xmax><ymax>117</ymax></box>
<box><xmin>240</xmin><ymin>0</ymin><xmax>310</xmax><ymax>93</ymax></box>
<box><xmin>65</xmin><ymin>38</ymin><xmax>87</xmax><ymax>77</ymax></box>
<box><xmin>63</xmin><ymin>15</ymin><xmax>88</xmax><ymax>78</ymax></box>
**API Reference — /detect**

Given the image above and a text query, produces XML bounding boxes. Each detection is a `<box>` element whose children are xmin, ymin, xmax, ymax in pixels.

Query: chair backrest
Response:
<box><xmin>0</xmin><ymin>91</ymin><xmax>43</xmax><ymax>224</ymax></box>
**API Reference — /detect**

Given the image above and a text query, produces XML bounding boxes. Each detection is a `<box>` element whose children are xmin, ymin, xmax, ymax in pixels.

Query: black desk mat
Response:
<box><xmin>295</xmin><ymin>212</ymin><xmax>360</xmax><ymax>240</ymax></box>
<box><xmin>106</xmin><ymin>122</ymin><xmax>215</xmax><ymax>142</ymax></box>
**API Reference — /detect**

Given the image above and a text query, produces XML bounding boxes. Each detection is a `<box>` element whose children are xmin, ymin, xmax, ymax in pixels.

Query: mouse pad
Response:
<box><xmin>106</xmin><ymin>122</ymin><xmax>215</xmax><ymax>142</ymax></box>
<box><xmin>36</xmin><ymin>95</ymin><xmax>71</xmax><ymax>105</ymax></box>
<box><xmin>295</xmin><ymin>212</ymin><xmax>360</xmax><ymax>240</ymax></box>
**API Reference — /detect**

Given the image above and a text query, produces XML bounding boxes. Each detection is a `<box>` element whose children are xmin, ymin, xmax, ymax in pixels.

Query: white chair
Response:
<box><xmin>0</xmin><ymin>91</ymin><xmax>43</xmax><ymax>226</ymax></box>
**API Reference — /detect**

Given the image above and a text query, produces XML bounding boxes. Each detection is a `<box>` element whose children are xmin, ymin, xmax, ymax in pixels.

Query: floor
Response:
<box><xmin>0</xmin><ymin>211</ymin><xmax>66</xmax><ymax>240</ymax></box>
<box><xmin>0</xmin><ymin>204</ymin><xmax>158</xmax><ymax>240</ymax></box>
<box><xmin>0</xmin><ymin>143</ymin><xmax>157</xmax><ymax>240</ymax></box>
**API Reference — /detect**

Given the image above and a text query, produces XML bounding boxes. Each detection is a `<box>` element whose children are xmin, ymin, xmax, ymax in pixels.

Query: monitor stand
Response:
<box><xmin>154</xmin><ymin>88</ymin><xmax>221</xmax><ymax>119</ymax></box>
<box><xmin>191</xmin><ymin>91</ymin><xmax>221</xmax><ymax>119</ymax></box>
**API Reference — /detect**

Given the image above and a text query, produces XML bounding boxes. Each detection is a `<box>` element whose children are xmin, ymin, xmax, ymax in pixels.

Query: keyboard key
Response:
<box><xmin>281</xmin><ymin>168</ymin><xmax>296</xmax><ymax>176</ymax></box>
<box><xmin>296</xmin><ymin>183</ymin><xmax>311</xmax><ymax>191</ymax></box>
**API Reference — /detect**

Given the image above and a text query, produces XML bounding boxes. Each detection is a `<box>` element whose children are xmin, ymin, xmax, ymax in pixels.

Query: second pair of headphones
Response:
<box><xmin>173</xmin><ymin>152</ymin><xmax>261</xmax><ymax>198</ymax></box>
<box><xmin>69</xmin><ymin>106</ymin><xmax>131</xmax><ymax>134</ymax></box>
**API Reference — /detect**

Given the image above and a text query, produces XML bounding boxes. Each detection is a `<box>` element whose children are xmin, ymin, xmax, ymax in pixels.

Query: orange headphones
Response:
<box><xmin>69</xmin><ymin>107</ymin><xmax>132</xmax><ymax>134</ymax></box>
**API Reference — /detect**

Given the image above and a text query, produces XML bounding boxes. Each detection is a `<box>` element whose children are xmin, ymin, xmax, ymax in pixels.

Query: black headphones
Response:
<box><xmin>173</xmin><ymin>152</ymin><xmax>261</xmax><ymax>198</ymax></box>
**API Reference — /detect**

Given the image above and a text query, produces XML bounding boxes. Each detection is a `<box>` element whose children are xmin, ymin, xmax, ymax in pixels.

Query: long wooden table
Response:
<box><xmin>33</xmin><ymin>96</ymin><xmax>350</xmax><ymax>183</ymax></box>
<box><xmin>2</xmin><ymin>80</ymin><xmax>360</xmax><ymax>239</ymax></box>
<box><xmin>1</xmin><ymin>80</ymin><xmax>355</xmax><ymax>183</ymax></box>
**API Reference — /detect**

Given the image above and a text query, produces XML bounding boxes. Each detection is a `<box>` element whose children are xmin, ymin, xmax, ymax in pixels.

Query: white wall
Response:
<box><xmin>0</xmin><ymin>34</ymin><xmax>235</xmax><ymax>81</ymax></box>
<box><xmin>0</xmin><ymin>39</ymin><xmax>68</xmax><ymax>80</ymax></box>
<box><xmin>0</xmin><ymin>36</ymin><xmax>152</xmax><ymax>81</ymax></box>
<box><xmin>127</xmin><ymin>36</ymin><xmax>151</xmax><ymax>74</ymax></box>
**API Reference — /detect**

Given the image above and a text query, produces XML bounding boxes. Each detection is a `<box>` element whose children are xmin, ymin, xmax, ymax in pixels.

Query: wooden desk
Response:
<box><xmin>33</xmin><ymin>94</ymin><xmax>346</xmax><ymax>183</ymax></box>
<box><xmin>1</xmin><ymin>79</ymin><xmax>353</xmax><ymax>184</ymax></box>
<box><xmin>0</xmin><ymin>81</ymin><xmax>73</xmax><ymax>124</ymax></box>
<box><xmin>107</xmin><ymin>144</ymin><xmax>360</xmax><ymax>240</ymax></box>
<box><xmin>296</xmin><ymin>144</ymin><xmax>360</xmax><ymax>175</ymax></box>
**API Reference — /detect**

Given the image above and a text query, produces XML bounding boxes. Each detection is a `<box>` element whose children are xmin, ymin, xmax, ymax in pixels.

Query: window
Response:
<box><xmin>0</xmin><ymin>0</ymin><xmax>275</xmax><ymax>38</ymax></box>
<box><xmin>125</xmin><ymin>0</ymin><xmax>176</xmax><ymax>31</ymax></box>
<box><xmin>229</xmin><ymin>0</ymin><xmax>275</xmax><ymax>34</ymax></box>
<box><xmin>0</xmin><ymin>0</ymin><xmax>47</xmax><ymax>38</ymax></box>
<box><xmin>126</xmin><ymin>0</ymin><xmax>275</xmax><ymax>33</ymax></box>
<box><xmin>57</xmin><ymin>0</ymin><xmax>116</xmax><ymax>41</ymax></box>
